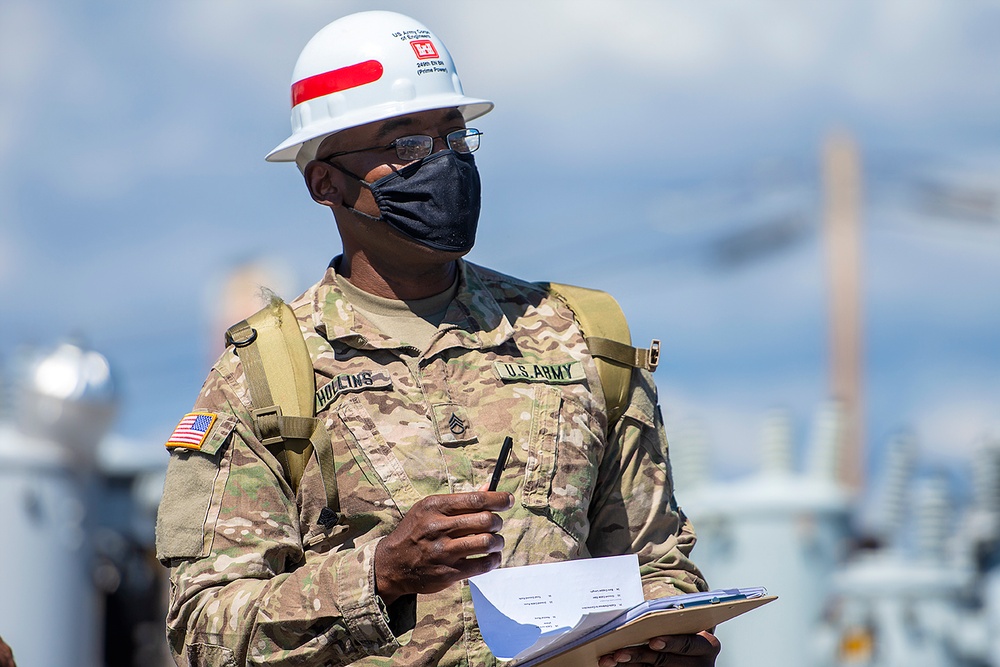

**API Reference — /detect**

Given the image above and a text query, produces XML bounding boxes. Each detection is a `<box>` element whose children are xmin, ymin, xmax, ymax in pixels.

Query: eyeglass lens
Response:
<box><xmin>393</xmin><ymin>129</ymin><xmax>481</xmax><ymax>161</ymax></box>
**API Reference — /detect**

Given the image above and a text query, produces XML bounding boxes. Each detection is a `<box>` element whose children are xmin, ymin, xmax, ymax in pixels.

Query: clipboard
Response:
<box><xmin>524</xmin><ymin>595</ymin><xmax>777</xmax><ymax>667</ymax></box>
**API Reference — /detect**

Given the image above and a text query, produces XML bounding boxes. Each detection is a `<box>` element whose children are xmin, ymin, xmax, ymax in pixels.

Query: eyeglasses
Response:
<box><xmin>321</xmin><ymin>128</ymin><xmax>482</xmax><ymax>163</ymax></box>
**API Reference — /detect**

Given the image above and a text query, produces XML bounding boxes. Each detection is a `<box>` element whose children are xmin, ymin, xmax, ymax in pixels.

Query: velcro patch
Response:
<box><xmin>165</xmin><ymin>412</ymin><xmax>217</xmax><ymax>450</ymax></box>
<box><xmin>315</xmin><ymin>370</ymin><xmax>393</xmax><ymax>412</ymax></box>
<box><xmin>493</xmin><ymin>361</ymin><xmax>585</xmax><ymax>384</ymax></box>
<box><xmin>431</xmin><ymin>403</ymin><xmax>476</xmax><ymax>445</ymax></box>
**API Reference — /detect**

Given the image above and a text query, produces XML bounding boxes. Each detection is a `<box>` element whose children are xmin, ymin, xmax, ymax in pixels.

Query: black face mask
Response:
<box><xmin>333</xmin><ymin>150</ymin><xmax>482</xmax><ymax>253</ymax></box>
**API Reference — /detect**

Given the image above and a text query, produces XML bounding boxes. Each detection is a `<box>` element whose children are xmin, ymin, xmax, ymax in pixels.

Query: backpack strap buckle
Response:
<box><xmin>587</xmin><ymin>337</ymin><xmax>661</xmax><ymax>373</ymax></box>
<box><xmin>647</xmin><ymin>339</ymin><xmax>661</xmax><ymax>372</ymax></box>
<box><xmin>252</xmin><ymin>405</ymin><xmax>284</xmax><ymax>446</ymax></box>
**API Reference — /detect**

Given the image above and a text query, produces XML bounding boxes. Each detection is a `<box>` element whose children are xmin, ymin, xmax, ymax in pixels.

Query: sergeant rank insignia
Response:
<box><xmin>165</xmin><ymin>412</ymin><xmax>217</xmax><ymax>450</ymax></box>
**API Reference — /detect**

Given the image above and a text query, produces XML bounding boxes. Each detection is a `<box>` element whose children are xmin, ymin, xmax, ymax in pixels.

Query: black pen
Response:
<box><xmin>488</xmin><ymin>436</ymin><xmax>513</xmax><ymax>492</ymax></box>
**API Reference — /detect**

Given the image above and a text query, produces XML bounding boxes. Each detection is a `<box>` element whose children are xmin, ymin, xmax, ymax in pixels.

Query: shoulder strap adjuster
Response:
<box><xmin>586</xmin><ymin>337</ymin><xmax>661</xmax><ymax>372</ymax></box>
<box><xmin>648</xmin><ymin>339</ymin><xmax>661</xmax><ymax>372</ymax></box>
<box><xmin>252</xmin><ymin>405</ymin><xmax>284</xmax><ymax>446</ymax></box>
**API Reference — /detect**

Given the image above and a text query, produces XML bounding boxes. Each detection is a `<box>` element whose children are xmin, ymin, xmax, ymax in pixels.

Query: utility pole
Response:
<box><xmin>822</xmin><ymin>130</ymin><xmax>865</xmax><ymax>492</ymax></box>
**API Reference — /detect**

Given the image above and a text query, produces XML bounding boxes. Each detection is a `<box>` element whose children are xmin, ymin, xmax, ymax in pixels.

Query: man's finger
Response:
<box><xmin>598</xmin><ymin>632</ymin><xmax>720</xmax><ymax>667</ymax></box>
<box><xmin>455</xmin><ymin>551</ymin><xmax>503</xmax><ymax>578</ymax></box>
<box><xmin>448</xmin><ymin>532</ymin><xmax>505</xmax><ymax>559</ymax></box>
<box><xmin>440</xmin><ymin>509</ymin><xmax>504</xmax><ymax>538</ymax></box>
<box><xmin>649</xmin><ymin>631</ymin><xmax>720</xmax><ymax>656</ymax></box>
<box><xmin>424</xmin><ymin>491</ymin><xmax>513</xmax><ymax>514</ymax></box>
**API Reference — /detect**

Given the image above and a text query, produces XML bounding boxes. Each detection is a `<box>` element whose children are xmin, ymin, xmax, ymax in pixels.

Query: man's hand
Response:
<box><xmin>598</xmin><ymin>631</ymin><xmax>720</xmax><ymax>667</ymax></box>
<box><xmin>0</xmin><ymin>635</ymin><xmax>16</xmax><ymax>667</ymax></box>
<box><xmin>374</xmin><ymin>491</ymin><xmax>514</xmax><ymax>604</ymax></box>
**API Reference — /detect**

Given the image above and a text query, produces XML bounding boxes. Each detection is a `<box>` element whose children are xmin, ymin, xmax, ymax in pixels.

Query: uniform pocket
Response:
<box><xmin>337</xmin><ymin>396</ymin><xmax>424</xmax><ymax>514</ymax></box>
<box><xmin>521</xmin><ymin>385</ymin><xmax>603</xmax><ymax>543</ymax></box>
<box><xmin>185</xmin><ymin>642</ymin><xmax>237</xmax><ymax>666</ymax></box>
<box><xmin>155</xmin><ymin>413</ymin><xmax>237</xmax><ymax>561</ymax></box>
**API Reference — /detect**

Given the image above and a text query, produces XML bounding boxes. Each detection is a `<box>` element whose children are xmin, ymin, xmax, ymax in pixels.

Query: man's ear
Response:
<box><xmin>304</xmin><ymin>161</ymin><xmax>344</xmax><ymax>207</ymax></box>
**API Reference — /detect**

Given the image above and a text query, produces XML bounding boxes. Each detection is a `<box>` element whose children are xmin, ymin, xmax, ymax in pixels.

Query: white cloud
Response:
<box><xmin>913</xmin><ymin>397</ymin><xmax>1000</xmax><ymax>462</ymax></box>
<box><xmin>0</xmin><ymin>0</ymin><xmax>56</xmax><ymax>166</ymax></box>
<box><xmin>659</xmin><ymin>381</ymin><xmax>831</xmax><ymax>480</ymax></box>
<box><xmin>54</xmin><ymin>115</ymin><xmax>214</xmax><ymax>200</ymax></box>
<box><xmin>440</xmin><ymin>1</ymin><xmax>997</xmax><ymax>109</ymax></box>
<box><xmin>162</xmin><ymin>1</ymin><xmax>996</xmax><ymax>109</ymax></box>
<box><xmin>0</xmin><ymin>224</ymin><xmax>21</xmax><ymax>288</ymax></box>
<box><xmin>865</xmin><ymin>222</ymin><xmax>1000</xmax><ymax>329</ymax></box>
<box><xmin>659</xmin><ymin>387</ymin><xmax>770</xmax><ymax>478</ymax></box>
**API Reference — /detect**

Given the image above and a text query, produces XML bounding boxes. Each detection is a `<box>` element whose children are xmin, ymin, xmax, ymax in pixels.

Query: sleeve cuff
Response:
<box><xmin>335</xmin><ymin>538</ymin><xmax>411</xmax><ymax>653</ymax></box>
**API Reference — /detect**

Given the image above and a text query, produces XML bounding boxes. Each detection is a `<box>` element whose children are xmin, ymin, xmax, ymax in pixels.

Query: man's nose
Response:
<box><xmin>431</xmin><ymin>135</ymin><xmax>451</xmax><ymax>153</ymax></box>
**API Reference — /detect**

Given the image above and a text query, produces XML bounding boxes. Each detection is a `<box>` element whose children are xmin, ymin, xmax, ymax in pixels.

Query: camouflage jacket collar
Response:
<box><xmin>313</xmin><ymin>259</ymin><xmax>515</xmax><ymax>355</ymax></box>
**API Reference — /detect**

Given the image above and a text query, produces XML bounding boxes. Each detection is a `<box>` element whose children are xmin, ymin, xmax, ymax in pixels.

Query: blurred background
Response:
<box><xmin>1</xmin><ymin>1</ymin><xmax>999</xmax><ymax>666</ymax></box>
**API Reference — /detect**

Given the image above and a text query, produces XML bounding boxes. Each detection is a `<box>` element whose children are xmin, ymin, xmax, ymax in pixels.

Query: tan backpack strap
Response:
<box><xmin>225</xmin><ymin>298</ymin><xmax>338</xmax><ymax>508</ymax></box>
<box><xmin>539</xmin><ymin>282</ymin><xmax>660</xmax><ymax>426</ymax></box>
<box><xmin>586</xmin><ymin>337</ymin><xmax>660</xmax><ymax>373</ymax></box>
<box><xmin>241</xmin><ymin>299</ymin><xmax>315</xmax><ymax>418</ymax></box>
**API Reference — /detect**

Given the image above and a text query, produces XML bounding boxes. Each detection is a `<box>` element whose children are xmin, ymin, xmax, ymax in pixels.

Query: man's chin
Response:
<box><xmin>383</xmin><ymin>223</ymin><xmax>474</xmax><ymax>263</ymax></box>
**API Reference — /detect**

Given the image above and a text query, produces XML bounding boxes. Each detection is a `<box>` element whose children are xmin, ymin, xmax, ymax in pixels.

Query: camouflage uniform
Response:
<box><xmin>156</xmin><ymin>260</ymin><xmax>706</xmax><ymax>667</ymax></box>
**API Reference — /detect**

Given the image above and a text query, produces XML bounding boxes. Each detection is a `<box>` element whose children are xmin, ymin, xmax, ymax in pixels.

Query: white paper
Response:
<box><xmin>468</xmin><ymin>554</ymin><xmax>644</xmax><ymax>662</ymax></box>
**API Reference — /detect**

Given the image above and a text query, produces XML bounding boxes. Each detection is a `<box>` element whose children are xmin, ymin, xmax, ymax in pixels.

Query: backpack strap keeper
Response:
<box><xmin>251</xmin><ymin>405</ymin><xmax>322</xmax><ymax>445</ymax></box>
<box><xmin>587</xmin><ymin>337</ymin><xmax>661</xmax><ymax>372</ymax></box>
<box><xmin>252</xmin><ymin>405</ymin><xmax>284</xmax><ymax>446</ymax></box>
<box><xmin>539</xmin><ymin>282</ymin><xmax>662</xmax><ymax>427</ymax></box>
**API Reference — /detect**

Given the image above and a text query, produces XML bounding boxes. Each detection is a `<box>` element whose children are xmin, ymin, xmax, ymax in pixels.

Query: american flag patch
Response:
<box><xmin>165</xmin><ymin>412</ymin><xmax>218</xmax><ymax>450</ymax></box>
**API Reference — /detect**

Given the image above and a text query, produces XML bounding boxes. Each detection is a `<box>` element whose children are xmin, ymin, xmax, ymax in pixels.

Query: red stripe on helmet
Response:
<box><xmin>291</xmin><ymin>60</ymin><xmax>384</xmax><ymax>107</ymax></box>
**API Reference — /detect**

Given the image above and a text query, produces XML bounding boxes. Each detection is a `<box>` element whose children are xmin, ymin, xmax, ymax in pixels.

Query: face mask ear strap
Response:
<box><xmin>323</xmin><ymin>160</ymin><xmax>369</xmax><ymax>186</ymax></box>
<box><xmin>313</xmin><ymin>159</ymin><xmax>381</xmax><ymax>220</ymax></box>
<box><xmin>320</xmin><ymin>159</ymin><xmax>386</xmax><ymax>221</ymax></box>
<box><xmin>342</xmin><ymin>203</ymin><xmax>384</xmax><ymax>223</ymax></box>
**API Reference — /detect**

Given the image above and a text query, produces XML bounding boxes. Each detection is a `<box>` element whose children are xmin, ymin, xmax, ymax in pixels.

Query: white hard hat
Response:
<box><xmin>266</xmin><ymin>11</ymin><xmax>494</xmax><ymax>164</ymax></box>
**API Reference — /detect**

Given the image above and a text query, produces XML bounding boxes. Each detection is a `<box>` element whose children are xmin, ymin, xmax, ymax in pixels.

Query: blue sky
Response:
<box><xmin>1</xmin><ymin>0</ymin><xmax>999</xmax><ymax>493</ymax></box>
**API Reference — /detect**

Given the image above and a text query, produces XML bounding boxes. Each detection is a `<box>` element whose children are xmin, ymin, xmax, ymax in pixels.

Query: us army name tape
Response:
<box><xmin>315</xmin><ymin>370</ymin><xmax>393</xmax><ymax>411</ymax></box>
<box><xmin>492</xmin><ymin>361</ymin><xmax>584</xmax><ymax>384</ymax></box>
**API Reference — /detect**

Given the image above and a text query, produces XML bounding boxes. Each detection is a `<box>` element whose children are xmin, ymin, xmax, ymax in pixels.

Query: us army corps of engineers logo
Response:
<box><xmin>392</xmin><ymin>29</ymin><xmax>447</xmax><ymax>76</ymax></box>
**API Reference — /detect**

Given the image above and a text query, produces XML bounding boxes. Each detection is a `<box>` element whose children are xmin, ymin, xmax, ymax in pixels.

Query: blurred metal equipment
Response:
<box><xmin>822</xmin><ymin>463</ymin><xmax>986</xmax><ymax>667</ymax></box>
<box><xmin>681</xmin><ymin>404</ymin><xmax>852</xmax><ymax>667</ymax></box>
<box><xmin>674</xmin><ymin>405</ymin><xmax>1000</xmax><ymax>667</ymax></box>
<box><xmin>0</xmin><ymin>340</ymin><xmax>117</xmax><ymax>667</ymax></box>
<box><xmin>0</xmin><ymin>340</ymin><xmax>170</xmax><ymax>667</ymax></box>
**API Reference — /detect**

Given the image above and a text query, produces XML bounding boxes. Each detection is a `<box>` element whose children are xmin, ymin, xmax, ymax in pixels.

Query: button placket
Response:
<box><xmin>520</xmin><ymin>385</ymin><xmax>560</xmax><ymax>510</ymax></box>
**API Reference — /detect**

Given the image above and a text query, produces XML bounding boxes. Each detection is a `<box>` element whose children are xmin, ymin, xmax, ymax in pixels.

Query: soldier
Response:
<box><xmin>156</xmin><ymin>10</ymin><xmax>719</xmax><ymax>667</ymax></box>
